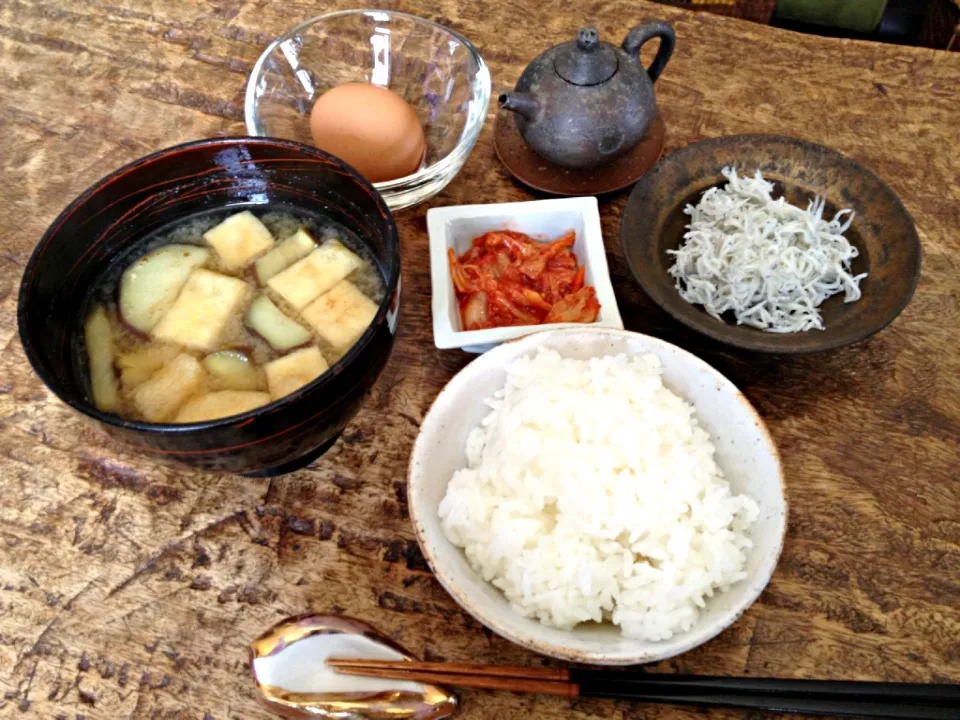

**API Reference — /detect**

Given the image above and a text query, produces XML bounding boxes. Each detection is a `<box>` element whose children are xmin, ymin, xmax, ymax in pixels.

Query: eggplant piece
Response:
<box><xmin>84</xmin><ymin>305</ymin><xmax>119</xmax><ymax>412</ymax></box>
<box><xmin>202</xmin><ymin>350</ymin><xmax>265</xmax><ymax>392</ymax></box>
<box><xmin>152</xmin><ymin>269</ymin><xmax>251</xmax><ymax>352</ymax></box>
<box><xmin>203</xmin><ymin>211</ymin><xmax>276</xmax><ymax>271</ymax></box>
<box><xmin>254</xmin><ymin>229</ymin><xmax>316</xmax><ymax>285</ymax></box>
<box><xmin>264</xmin><ymin>346</ymin><xmax>328</xmax><ymax>400</ymax></box>
<box><xmin>245</xmin><ymin>295</ymin><xmax>313</xmax><ymax>352</ymax></box>
<box><xmin>174</xmin><ymin>390</ymin><xmax>271</xmax><ymax>422</ymax></box>
<box><xmin>118</xmin><ymin>244</ymin><xmax>210</xmax><ymax>333</ymax></box>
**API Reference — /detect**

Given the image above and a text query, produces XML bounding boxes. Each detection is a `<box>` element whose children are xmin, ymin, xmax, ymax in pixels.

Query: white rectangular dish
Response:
<box><xmin>427</xmin><ymin>197</ymin><xmax>624</xmax><ymax>352</ymax></box>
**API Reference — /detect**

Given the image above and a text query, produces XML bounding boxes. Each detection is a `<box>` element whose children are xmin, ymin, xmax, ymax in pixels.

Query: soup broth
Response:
<box><xmin>80</xmin><ymin>208</ymin><xmax>384</xmax><ymax>424</ymax></box>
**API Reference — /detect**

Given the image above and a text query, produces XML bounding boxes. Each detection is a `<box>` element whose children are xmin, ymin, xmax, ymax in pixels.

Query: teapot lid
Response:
<box><xmin>553</xmin><ymin>27</ymin><xmax>618</xmax><ymax>86</ymax></box>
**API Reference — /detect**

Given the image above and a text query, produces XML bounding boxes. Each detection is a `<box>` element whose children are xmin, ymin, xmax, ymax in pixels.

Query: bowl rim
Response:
<box><xmin>17</xmin><ymin>135</ymin><xmax>401</xmax><ymax>437</ymax></box>
<box><xmin>244</xmin><ymin>9</ymin><xmax>492</xmax><ymax>193</ymax></box>
<box><xmin>619</xmin><ymin>133</ymin><xmax>922</xmax><ymax>354</ymax></box>
<box><xmin>407</xmin><ymin>326</ymin><xmax>788</xmax><ymax>664</ymax></box>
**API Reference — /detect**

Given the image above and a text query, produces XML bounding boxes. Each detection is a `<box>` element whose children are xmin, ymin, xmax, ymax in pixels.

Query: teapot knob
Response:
<box><xmin>554</xmin><ymin>26</ymin><xmax>618</xmax><ymax>86</ymax></box>
<box><xmin>576</xmin><ymin>28</ymin><xmax>599</xmax><ymax>51</ymax></box>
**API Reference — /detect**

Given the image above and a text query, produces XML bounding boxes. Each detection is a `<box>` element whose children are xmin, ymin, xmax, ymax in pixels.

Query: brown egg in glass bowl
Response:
<box><xmin>17</xmin><ymin>138</ymin><xmax>401</xmax><ymax>477</ymax></box>
<box><xmin>245</xmin><ymin>9</ymin><xmax>491</xmax><ymax>210</ymax></box>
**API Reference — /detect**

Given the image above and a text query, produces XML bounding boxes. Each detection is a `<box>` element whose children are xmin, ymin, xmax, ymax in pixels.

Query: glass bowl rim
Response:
<box><xmin>244</xmin><ymin>8</ymin><xmax>492</xmax><ymax>193</ymax></box>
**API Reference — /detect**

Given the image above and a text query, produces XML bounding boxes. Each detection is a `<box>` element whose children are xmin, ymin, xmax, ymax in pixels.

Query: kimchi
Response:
<box><xmin>448</xmin><ymin>230</ymin><xmax>600</xmax><ymax>331</ymax></box>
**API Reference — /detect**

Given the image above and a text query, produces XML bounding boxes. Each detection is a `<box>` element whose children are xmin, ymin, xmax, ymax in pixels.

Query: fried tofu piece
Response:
<box><xmin>301</xmin><ymin>280</ymin><xmax>378</xmax><ymax>353</ymax></box>
<box><xmin>264</xmin><ymin>346</ymin><xmax>329</xmax><ymax>400</ymax></box>
<box><xmin>266</xmin><ymin>240</ymin><xmax>361</xmax><ymax>309</ymax></box>
<box><xmin>174</xmin><ymin>390</ymin><xmax>271</xmax><ymax>423</ymax></box>
<box><xmin>116</xmin><ymin>342</ymin><xmax>181</xmax><ymax>391</ymax></box>
<box><xmin>152</xmin><ymin>269</ymin><xmax>251</xmax><ymax>352</ymax></box>
<box><xmin>132</xmin><ymin>353</ymin><xmax>205</xmax><ymax>422</ymax></box>
<box><xmin>254</xmin><ymin>228</ymin><xmax>316</xmax><ymax>284</ymax></box>
<box><xmin>203</xmin><ymin>211</ymin><xmax>276</xmax><ymax>270</ymax></box>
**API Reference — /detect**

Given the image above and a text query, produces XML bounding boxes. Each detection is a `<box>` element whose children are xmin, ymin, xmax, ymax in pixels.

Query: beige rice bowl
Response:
<box><xmin>409</xmin><ymin>328</ymin><xmax>786</xmax><ymax>664</ymax></box>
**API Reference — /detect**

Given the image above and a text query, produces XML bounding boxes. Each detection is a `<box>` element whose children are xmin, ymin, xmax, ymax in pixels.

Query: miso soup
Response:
<box><xmin>81</xmin><ymin>209</ymin><xmax>384</xmax><ymax>423</ymax></box>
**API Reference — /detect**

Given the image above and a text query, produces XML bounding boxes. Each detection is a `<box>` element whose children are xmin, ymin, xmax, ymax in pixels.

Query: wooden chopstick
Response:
<box><xmin>331</xmin><ymin>664</ymin><xmax>578</xmax><ymax>696</ymax></box>
<box><xmin>328</xmin><ymin>658</ymin><xmax>569</xmax><ymax>682</ymax></box>
<box><xmin>327</xmin><ymin>658</ymin><xmax>960</xmax><ymax>719</ymax></box>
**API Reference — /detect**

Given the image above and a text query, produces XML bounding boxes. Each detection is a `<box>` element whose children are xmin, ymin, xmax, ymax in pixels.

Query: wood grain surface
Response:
<box><xmin>1</xmin><ymin>1</ymin><xmax>958</xmax><ymax>718</ymax></box>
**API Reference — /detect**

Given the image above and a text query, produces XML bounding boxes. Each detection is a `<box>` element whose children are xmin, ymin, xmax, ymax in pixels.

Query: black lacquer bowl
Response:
<box><xmin>18</xmin><ymin>138</ymin><xmax>401</xmax><ymax>476</ymax></box>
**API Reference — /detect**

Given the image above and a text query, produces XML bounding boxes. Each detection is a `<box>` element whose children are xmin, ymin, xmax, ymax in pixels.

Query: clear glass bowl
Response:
<box><xmin>245</xmin><ymin>10</ymin><xmax>491</xmax><ymax>210</ymax></box>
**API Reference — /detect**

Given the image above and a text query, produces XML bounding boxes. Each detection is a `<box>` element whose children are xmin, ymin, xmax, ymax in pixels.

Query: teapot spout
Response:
<box><xmin>498</xmin><ymin>92</ymin><xmax>538</xmax><ymax>121</ymax></box>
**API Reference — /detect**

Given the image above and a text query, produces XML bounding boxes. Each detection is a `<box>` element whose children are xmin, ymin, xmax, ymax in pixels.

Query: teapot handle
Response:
<box><xmin>622</xmin><ymin>22</ymin><xmax>676</xmax><ymax>83</ymax></box>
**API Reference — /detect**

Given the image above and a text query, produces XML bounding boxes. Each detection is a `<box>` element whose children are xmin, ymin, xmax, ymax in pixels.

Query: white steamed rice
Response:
<box><xmin>438</xmin><ymin>348</ymin><xmax>759</xmax><ymax>642</ymax></box>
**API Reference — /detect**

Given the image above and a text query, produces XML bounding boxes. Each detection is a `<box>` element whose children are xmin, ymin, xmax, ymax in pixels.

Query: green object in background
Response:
<box><xmin>775</xmin><ymin>0</ymin><xmax>890</xmax><ymax>33</ymax></box>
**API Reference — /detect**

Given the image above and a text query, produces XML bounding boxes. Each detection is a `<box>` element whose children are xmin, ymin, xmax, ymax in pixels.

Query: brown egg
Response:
<box><xmin>309</xmin><ymin>83</ymin><xmax>426</xmax><ymax>184</ymax></box>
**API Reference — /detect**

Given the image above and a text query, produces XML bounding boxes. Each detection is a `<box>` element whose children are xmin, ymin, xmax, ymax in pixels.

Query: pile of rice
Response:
<box><xmin>668</xmin><ymin>167</ymin><xmax>867</xmax><ymax>333</ymax></box>
<box><xmin>438</xmin><ymin>348</ymin><xmax>759</xmax><ymax>642</ymax></box>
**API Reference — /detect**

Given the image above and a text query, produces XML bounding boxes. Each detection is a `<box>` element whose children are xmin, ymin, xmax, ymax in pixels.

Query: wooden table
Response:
<box><xmin>1</xmin><ymin>1</ymin><xmax>958</xmax><ymax>718</ymax></box>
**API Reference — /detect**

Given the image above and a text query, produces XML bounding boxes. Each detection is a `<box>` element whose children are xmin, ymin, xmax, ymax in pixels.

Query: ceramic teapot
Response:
<box><xmin>499</xmin><ymin>23</ymin><xmax>675</xmax><ymax>170</ymax></box>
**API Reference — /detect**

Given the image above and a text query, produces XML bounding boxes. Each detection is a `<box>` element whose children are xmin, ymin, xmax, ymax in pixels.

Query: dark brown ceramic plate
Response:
<box><xmin>620</xmin><ymin>134</ymin><xmax>921</xmax><ymax>353</ymax></box>
<box><xmin>494</xmin><ymin>112</ymin><xmax>665</xmax><ymax>196</ymax></box>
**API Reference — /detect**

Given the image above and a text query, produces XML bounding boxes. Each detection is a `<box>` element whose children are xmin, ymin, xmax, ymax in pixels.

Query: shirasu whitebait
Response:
<box><xmin>667</xmin><ymin>167</ymin><xmax>867</xmax><ymax>333</ymax></box>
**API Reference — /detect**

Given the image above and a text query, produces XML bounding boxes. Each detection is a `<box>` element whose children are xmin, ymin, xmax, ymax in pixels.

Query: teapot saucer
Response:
<box><xmin>494</xmin><ymin>111</ymin><xmax>665</xmax><ymax>196</ymax></box>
